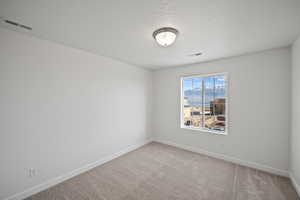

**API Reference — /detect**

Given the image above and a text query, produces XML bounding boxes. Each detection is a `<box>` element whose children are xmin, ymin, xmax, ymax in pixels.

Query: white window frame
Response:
<box><xmin>180</xmin><ymin>72</ymin><xmax>229</xmax><ymax>135</ymax></box>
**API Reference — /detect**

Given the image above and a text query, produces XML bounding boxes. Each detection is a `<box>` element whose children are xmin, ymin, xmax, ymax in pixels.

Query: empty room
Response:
<box><xmin>1</xmin><ymin>0</ymin><xmax>300</xmax><ymax>200</ymax></box>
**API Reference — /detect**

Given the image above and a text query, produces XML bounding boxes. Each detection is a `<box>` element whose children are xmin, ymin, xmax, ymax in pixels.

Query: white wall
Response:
<box><xmin>153</xmin><ymin>48</ymin><xmax>291</xmax><ymax>173</ymax></box>
<box><xmin>0</xmin><ymin>28</ymin><xmax>152</xmax><ymax>199</ymax></box>
<box><xmin>0</xmin><ymin>25</ymin><xmax>296</xmax><ymax>199</ymax></box>
<box><xmin>291</xmin><ymin>36</ymin><xmax>300</xmax><ymax>187</ymax></box>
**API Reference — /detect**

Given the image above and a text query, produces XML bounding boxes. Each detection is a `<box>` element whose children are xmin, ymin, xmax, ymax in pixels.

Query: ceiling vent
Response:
<box><xmin>2</xmin><ymin>18</ymin><xmax>32</xmax><ymax>30</ymax></box>
<box><xmin>189</xmin><ymin>52</ymin><xmax>202</xmax><ymax>57</ymax></box>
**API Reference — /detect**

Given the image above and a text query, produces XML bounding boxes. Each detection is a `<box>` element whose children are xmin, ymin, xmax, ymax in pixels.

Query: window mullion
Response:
<box><xmin>201</xmin><ymin>79</ymin><xmax>205</xmax><ymax>128</ymax></box>
<box><xmin>192</xmin><ymin>78</ymin><xmax>194</xmax><ymax>127</ymax></box>
<box><xmin>213</xmin><ymin>77</ymin><xmax>216</xmax><ymax>115</ymax></box>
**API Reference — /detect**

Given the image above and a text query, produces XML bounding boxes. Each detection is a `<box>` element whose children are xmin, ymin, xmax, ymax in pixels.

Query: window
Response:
<box><xmin>181</xmin><ymin>73</ymin><xmax>227</xmax><ymax>134</ymax></box>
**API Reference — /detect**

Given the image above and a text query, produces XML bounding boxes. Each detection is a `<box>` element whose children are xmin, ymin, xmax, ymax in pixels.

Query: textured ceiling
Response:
<box><xmin>1</xmin><ymin>0</ymin><xmax>300</xmax><ymax>69</ymax></box>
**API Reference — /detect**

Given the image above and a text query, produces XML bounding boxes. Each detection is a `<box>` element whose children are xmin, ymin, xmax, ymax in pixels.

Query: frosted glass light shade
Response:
<box><xmin>153</xmin><ymin>27</ymin><xmax>178</xmax><ymax>47</ymax></box>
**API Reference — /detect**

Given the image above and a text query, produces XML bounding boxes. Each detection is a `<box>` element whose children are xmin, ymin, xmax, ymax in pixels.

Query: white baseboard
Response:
<box><xmin>154</xmin><ymin>139</ymin><xmax>289</xmax><ymax>177</ymax></box>
<box><xmin>290</xmin><ymin>173</ymin><xmax>300</xmax><ymax>197</ymax></box>
<box><xmin>4</xmin><ymin>139</ymin><xmax>152</xmax><ymax>200</ymax></box>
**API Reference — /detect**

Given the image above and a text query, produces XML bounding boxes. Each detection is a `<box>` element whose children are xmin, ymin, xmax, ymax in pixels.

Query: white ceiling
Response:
<box><xmin>1</xmin><ymin>0</ymin><xmax>300</xmax><ymax>69</ymax></box>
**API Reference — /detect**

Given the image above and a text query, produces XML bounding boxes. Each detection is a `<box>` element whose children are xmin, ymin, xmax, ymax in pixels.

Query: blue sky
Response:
<box><xmin>183</xmin><ymin>75</ymin><xmax>226</xmax><ymax>106</ymax></box>
<box><xmin>183</xmin><ymin>75</ymin><xmax>225</xmax><ymax>91</ymax></box>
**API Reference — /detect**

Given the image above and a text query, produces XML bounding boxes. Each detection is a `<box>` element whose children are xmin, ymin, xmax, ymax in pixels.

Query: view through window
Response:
<box><xmin>181</xmin><ymin>73</ymin><xmax>227</xmax><ymax>134</ymax></box>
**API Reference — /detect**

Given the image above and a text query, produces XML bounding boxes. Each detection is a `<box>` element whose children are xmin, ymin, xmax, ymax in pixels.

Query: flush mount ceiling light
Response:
<box><xmin>153</xmin><ymin>27</ymin><xmax>178</xmax><ymax>47</ymax></box>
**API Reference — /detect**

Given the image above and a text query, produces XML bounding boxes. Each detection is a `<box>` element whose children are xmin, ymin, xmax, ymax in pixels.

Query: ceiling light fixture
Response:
<box><xmin>153</xmin><ymin>27</ymin><xmax>178</xmax><ymax>47</ymax></box>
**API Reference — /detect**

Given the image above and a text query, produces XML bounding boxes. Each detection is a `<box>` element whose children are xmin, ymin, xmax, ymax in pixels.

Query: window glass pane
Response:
<box><xmin>183</xmin><ymin>78</ymin><xmax>193</xmax><ymax>127</ymax></box>
<box><xmin>204</xmin><ymin>102</ymin><xmax>226</xmax><ymax>132</ymax></box>
<box><xmin>204</xmin><ymin>77</ymin><xmax>214</xmax><ymax>105</ymax></box>
<box><xmin>203</xmin><ymin>77</ymin><xmax>214</xmax><ymax>120</ymax></box>
<box><xmin>183</xmin><ymin>78</ymin><xmax>203</xmax><ymax>128</ymax></box>
<box><xmin>215</xmin><ymin>75</ymin><xmax>226</xmax><ymax>99</ymax></box>
<box><xmin>190</xmin><ymin>78</ymin><xmax>202</xmax><ymax>128</ymax></box>
<box><xmin>191</xmin><ymin>78</ymin><xmax>202</xmax><ymax>107</ymax></box>
<box><xmin>204</xmin><ymin>75</ymin><xmax>226</xmax><ymax>132</ymax></box>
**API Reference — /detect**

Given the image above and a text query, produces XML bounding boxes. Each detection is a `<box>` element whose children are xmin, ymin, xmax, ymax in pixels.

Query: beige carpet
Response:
<box><xmin>26</xmin><ymin>142</ymin><xmax>299</xmax><ymax>200</ymax></box>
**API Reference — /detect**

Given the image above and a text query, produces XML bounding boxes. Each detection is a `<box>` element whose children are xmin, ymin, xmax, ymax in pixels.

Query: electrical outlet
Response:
<box><xmin>28</xmin><ymin>168</ymin><xmax>36</xmax><ymax>178</ymax></box>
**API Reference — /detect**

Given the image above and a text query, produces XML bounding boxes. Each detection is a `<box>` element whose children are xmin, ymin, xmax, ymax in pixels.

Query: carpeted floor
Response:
<box><xmin>26</xmin><ymin>142</ymin><xmax>299</xmax><ymax>200</ymax></box>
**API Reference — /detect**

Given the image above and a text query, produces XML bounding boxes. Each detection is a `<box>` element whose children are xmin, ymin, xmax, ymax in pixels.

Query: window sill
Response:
<box><xmin>181</xmin><ymin>126</ymin><xmax>228</xmax><ymax>135</ymax></box>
